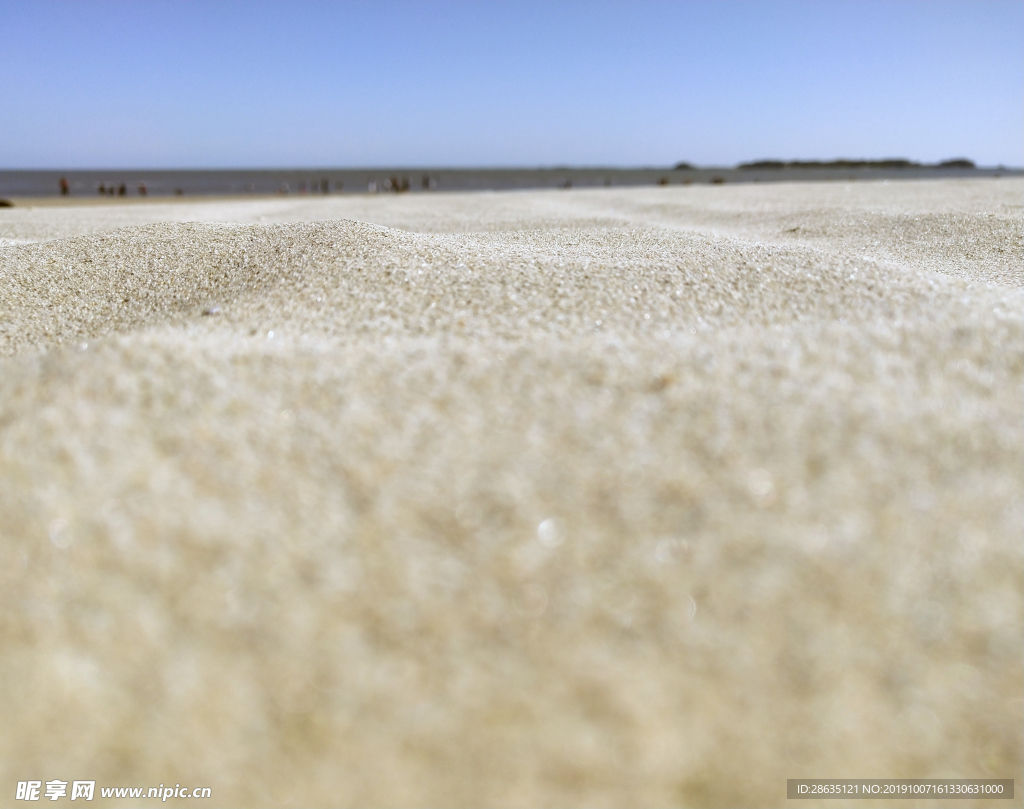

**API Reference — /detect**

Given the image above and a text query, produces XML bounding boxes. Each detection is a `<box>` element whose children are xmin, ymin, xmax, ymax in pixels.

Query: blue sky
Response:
<box><xmin>2</xmin><ymin>0</ymin><xmax>1020</xmax><ymax>168</ymax></box>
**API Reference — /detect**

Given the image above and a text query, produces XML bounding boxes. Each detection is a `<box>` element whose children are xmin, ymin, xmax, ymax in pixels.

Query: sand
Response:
<box><xmin>0</xmin><ymin>179</ymin><xmax>1021</xmax><ymax>807</ymax></box>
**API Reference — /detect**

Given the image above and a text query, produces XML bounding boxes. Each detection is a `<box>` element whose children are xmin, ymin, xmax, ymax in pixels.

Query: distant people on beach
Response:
<box><xmin>60</xmin><ymin>177</ymin><xmax>69</xmax><ymax>196</ymax></box>
<box><xmin>98</xmin><ymin>183</ymin><xmax>106</xmax><ymax>196</ymax></box>
<box><xmin>138</xmin><ymin>183</ymin><xmax>147</xmax><ymax>196</ymax></box>
<box><xmin>118</xmin><ymin>183</ymin><xmax>127</xmax><ymax>196</ymax></box>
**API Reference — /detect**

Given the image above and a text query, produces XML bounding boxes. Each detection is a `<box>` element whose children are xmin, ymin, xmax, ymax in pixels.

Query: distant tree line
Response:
<box><xmin>733</xmin><ymin>158</ymin><xmax>976</xmax><ymax>170</ymax></box>
<box><xmin>670</xmin><ymin>159</ymin><xmax>977</xmax><ymax>171</ymax></box>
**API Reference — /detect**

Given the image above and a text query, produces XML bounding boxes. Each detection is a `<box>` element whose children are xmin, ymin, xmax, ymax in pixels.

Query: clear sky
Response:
<box><xmin>2</xmin><ymin>0</ymin><xmax>1021</xmax><ymax>168</ymax></box>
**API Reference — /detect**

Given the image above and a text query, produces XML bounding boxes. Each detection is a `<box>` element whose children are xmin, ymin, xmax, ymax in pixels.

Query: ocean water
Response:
<box><xmin>0</xmin><ymin>165</ymin><xmax>1014</xmax><ymax>199</ymax></box>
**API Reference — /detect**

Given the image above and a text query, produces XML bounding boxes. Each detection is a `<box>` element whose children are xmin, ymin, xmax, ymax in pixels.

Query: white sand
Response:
<box><xmin>1</xmin><ymin>180</ymin><xmax>1021</xmax><ymax>806</ymax></box>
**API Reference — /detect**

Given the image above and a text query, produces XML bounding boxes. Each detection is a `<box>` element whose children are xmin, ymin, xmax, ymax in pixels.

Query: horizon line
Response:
<box><xmin>4</xmin><ymin>162</ymin><xmax>1019</xmax><ymax>173</ymax></box>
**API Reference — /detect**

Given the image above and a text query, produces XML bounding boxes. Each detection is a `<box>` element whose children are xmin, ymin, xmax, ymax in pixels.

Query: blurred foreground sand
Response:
<box><xmin>1</xmin><ymin>180</ymin><xmax>1021</xmax><ymax>807</ymax></box>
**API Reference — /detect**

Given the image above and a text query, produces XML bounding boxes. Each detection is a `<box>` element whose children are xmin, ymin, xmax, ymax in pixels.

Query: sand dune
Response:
<box><xmin>1</xmin><ymin>180</ymin><xmax>1021</xmax><ymax>807</ymax></box>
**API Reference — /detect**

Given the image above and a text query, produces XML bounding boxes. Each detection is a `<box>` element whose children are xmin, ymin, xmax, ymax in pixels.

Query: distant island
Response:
<box><xmin>670</xmin><ymin>158</ymin><xmax>977</xmax><ymax>171</ymax></box>
<box><xmin>733</xmin><ymin>158</ymin><xmax>976</xmax><ymax>170</ymax></box>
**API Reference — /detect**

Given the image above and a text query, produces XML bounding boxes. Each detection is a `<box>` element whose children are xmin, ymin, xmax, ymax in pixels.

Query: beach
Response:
<box><xmin>1</xmin><ymin>179</ymin><xmax>1021</xmax><ymax>806</ymax></box>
